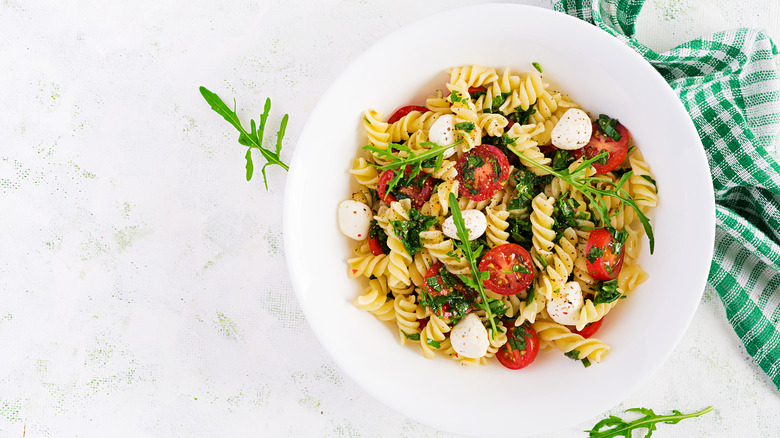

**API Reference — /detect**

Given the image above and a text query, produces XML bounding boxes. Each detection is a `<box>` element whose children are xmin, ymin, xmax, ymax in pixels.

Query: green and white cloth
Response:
<box><xmin>554</xmin><ymin>0</ymin><xmax>780</xmax><ymax>390</ymax></box>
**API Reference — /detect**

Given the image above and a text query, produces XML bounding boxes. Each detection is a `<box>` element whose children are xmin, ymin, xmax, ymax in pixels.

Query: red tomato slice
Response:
<box><xmin>422</xmin><ymin>262</ymin><xmax>474</xmax><ymax>319</ymax></box>
<box><xmin>478</xmin><ymin>244</ymin><xmax>534</xmax><ymax>295</ymax></box>
<box><xmin>367</xmin><ymin>236</ymin><xmax>385</xmax><ymax>256</ymax></box>
<box><xmin>496</xmin><ymin>321</ymin><xmax>539</xmax><ymax>370</ymax></box>
<box><xmin>576</xmin><ymin>122</ymin><xmax>631</xmax><ymax>174</ymax></box>
<box><xmin>377</xmin><ymin>166</ymin><xmax>435</xmax><ymax>209</ymax></box>
<box><xmin>468</xmin><ymin>86</ymin><xmax>486</xmax><ymax>95</ymax></box>
<box><xmin>455</xmin><ymin>144</ymin><xmax>510</xmax><ymax>202</ymax></box>
<box><xmin>585</xmin><ymin>228</ymin><xmax>625</xmax><ymax>281</ymax></box>
<box><xmin>386</xmin><ymin>105</ymin><xmax>430</xmax><ymax>124</ymax></box>
<box><xmin>571</xmin><ymin>318</ymin><xmax>603</xmax><ymax>339</ymax></box>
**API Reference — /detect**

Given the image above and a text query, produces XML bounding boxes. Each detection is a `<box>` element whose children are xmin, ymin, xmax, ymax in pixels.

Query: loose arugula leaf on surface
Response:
<box><xmin>448</xmin><ymin>193</ymin><xmax>499</xmax><ymax>335</ymax></box>
<box><xmin>390</xmin><ymin>209</ymin><xmax>438</xmax><ymax>256</ymax></box>
<box><xmin>199</xmin><ymin>87</ymin><xmax>289</xmax><ymax>189</ymax></box>
<box><xmin>507</xmin><ymin>147</ymin><xmax>655</xmax><ymax>253</ymax></box>
<box><xmin>586</xmin><ymin>406</ymin><xmax>714</xmax><ymax>438</ymax></box>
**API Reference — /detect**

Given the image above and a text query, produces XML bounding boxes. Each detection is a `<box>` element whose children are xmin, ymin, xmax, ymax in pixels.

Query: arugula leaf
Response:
<box><xmin>448</xmin><ymin>193</ymin><xmax>499</xmax><ymax>335</ymax></box>
<box><xmin>552</xmin><ymin>149</ymin><xmax>575</xmax><ymax>171</ymax></box>
<box><xmin>586</xmin><ymin>406</ymin><xmax>714</xmax><ymax>438</ymax></box>
<box><xmin>507</xmin><ymin>147</ymin><xmax>655</xmax><ymax>253</ymax></box>
<box><xmin>199</xmin><ymin>87</ymin><xmax>289</xmax><ymax>189</ymax></box>
<box><xmin>597</xmin><ymin>114</ymin><xmax>622</xmax><ymax>141</ymax></box>
<box><xmin>390</xmin><ymin>209</ymin><xmax>438</xmax><ymax>256</ymax></box>
<box><xmin>362</xmin><ymin>139</ymin><xmax>462</xmax><ymax>177</ymax></box>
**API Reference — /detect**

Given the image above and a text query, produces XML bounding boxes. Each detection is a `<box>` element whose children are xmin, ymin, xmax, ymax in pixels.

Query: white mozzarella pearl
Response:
<box><xmin>449</xmin><ymin>313</ymin><xmax>490</xmax><ymax>359</ymax></box>
<box><xmin>428</xmin><ymin>114</ymin><xmax>457</xmax><ymax>158</ymax></box>
<box><xmin>442</xmin><ymin>209</ymin><xmax>487</xmax><ymax>241</ymax></box>
<box><xmin>551</xmin><ymin>108</ymin><xmax>592</xmax><ymax>150</ymax></box>
<box><xmin>337</xmin><ymin>200</ymin><xmax>372</xmax><ymax>241</ymax></box>
<box><xmin>547</xmin><ymin>281</ymin><xmax>585</xmax><ymax>326</ymax></box>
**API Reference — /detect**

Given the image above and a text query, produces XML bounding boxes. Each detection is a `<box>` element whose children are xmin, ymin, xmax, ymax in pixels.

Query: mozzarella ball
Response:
<box><xmin>450</xmin><ymin>313</ymin><xmax>490</xmax><ymax>359</ymax></box>
<box><xmin>547</xmin><ymin>281</ymin><xmax>585</xmax><ymax>326</ymax></box>
<box><xmin>551</xmin><ymin>108</ymin><xmax>592</xmax><ymax>150</ymax></box>
<box><xmin>337</xmin><ymin>200</ymin><xmax>371</xmax><ymax>240</ymax></box>
<box><xmin>442</xmin><ymin>209</ymin><xmax>486</xmax><ymax>241</ymax></box>
<box><xmin>428</xmin><ymin>114</ymin><xmax>457</xmax><ymax>158</ymax></box>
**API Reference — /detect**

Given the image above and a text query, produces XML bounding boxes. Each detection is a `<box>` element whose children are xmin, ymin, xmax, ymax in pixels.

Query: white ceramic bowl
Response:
<box><xmin>284</xmin><ymin>4</ymin><xmax>714</xmax><ymax>437</ymax></box>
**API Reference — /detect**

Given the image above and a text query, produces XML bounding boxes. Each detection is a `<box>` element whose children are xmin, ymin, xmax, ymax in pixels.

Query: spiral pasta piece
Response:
<box><xmin>363</xmin><ymin>109</ymin><xmax>390</xmax><ymax>155</ymax></box>
<box><xmin>628</xmin><ymin>150</ymin><xmax>658</xmax><ymax>213</ymax></box>
<box><xmin>532</xmin><ymin>321</ymin><xmax>610</xmax><ymax>363</ymax></box>
<box><xmin>485</xmin><ymin>206</ymin><xmax>511</xmax><ymax>248</ymax></box>
<box><xmin>420</xmin><ymin>315</ymin><xmax>451</xmax><ymax>359</ymax></box>
<box><xmin>617</xmin><ymin>263</ymin><xmax>649</xmax><ymax>294</ymax></box>
<box><xmin>447</xmin><ymin>65</ymin><xmax>498</xmax><ymax>88</ymax></box>
<box><xmin>504</xmin><ymin>123</ymin><xmax>550</xmax><ymax>175</ymax></box>
<box><xmin>575</xmin><ymin>298</ymin><xmax>619</xmax><ymax>331</ymax></box>
<box><xmin>353</xmin><ymin>278</ymin><xmax>396</xmax><ymax>322</ymax></box>
<box><xmin>388</xmin><ymin>110</ymin><xmax>441</xmax><ymax>143</ymax></box>
<box><xmin>484</xmin><ymin>327</ymin><xmax>508</xmax><ymax>359</ymax></box>
<box><xmin>349</xmin><ymin>157</ymin><xmax>379</xmax><ymax>189</ymax></box>
<box><xmin>394</xmin><ymin>294</ymin><xmax>421</xmax><ymax>344</ymax></box>
<box><xmin>386</xmin><ymin>228</ymin><xmax>413</xmax><ymax>289</ymax></box>
<box><xmin>530</xmin><ymin>193</ymin><xmax>556</xmax><ymax>265</ymax></box>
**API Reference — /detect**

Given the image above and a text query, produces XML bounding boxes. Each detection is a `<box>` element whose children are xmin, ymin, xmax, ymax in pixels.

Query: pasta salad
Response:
<box><xmin>337</xmin><ymin>64</ymin><xmax>658</xmax><ymax>369</ymax></box>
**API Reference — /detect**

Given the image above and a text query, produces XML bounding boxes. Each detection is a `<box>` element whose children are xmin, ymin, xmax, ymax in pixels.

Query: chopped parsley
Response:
<box><xmin>507</xmin><ymin>101</ymin><xmax>538</xmax><ymax>125</ymax></box>
<box><xmin>390</xmin><ymin>208</ymin><xmax>438</xmax><ymax>256</ymax></box>
<box><xmin>454</xmin><ymin>121</ymin><xmax>475</xmax><ymax>133</ymax></box>
<box><xmin>401</xmin><ymin>331</ymin><xmax>420</xmax><ymax>341</ymax></box>
<box><xmin>593</xmin><ymin>279</ymin><xmax>622</xmax><ymax>305</ymax></box>
<box><xmin>597</xmin><ymin>114</ymin><xmax>622</xmax><ymax>141</ymax></box>
<box><xmin>532</xmin><ymin>62</ymin><xmax>543</xmax><ymax>73</ymax></box>
<box><xmin>451</xmin><ymin>90</ymin><xmax>465</xmax><ymax>103</ymax></box>
<box><xmin>586</xmin><ymin>246</ymin><xmax>604</xmax><ymax>264</ymax></box>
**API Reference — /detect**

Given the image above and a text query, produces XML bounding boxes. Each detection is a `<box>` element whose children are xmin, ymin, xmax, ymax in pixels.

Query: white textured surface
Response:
<box><xmin>0</xmin><ymin>1</ymin><xmax>778</xmax><ymax>437</ymax></box>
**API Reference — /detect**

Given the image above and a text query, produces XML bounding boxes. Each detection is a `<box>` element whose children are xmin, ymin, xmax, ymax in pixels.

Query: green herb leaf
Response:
<box><xmin>451</xmin><ymin>90</ymin><xmax>464</xmax><ymax>103</ymax></box>
<box><xmin>508</xmin><ymin>101</ymin><xmax>538</xmax><ymax>125</ymax></box>
<box><xmin>368</xmin><ymin>220</ymin><xmax>390</xmax><ymax>254</ymax></box>
<box><xmin>585</xmin><ymin>406</ymin><xmax>714</xmax><ymax>438</ymax></box>
<box><xmin>532</xmin><ymin>62</ymin><xmax>543</xmax><ymax>73</ymax></box>
<box><xmin>401</xmin><ymin>331</ymin><xmax>420</xmax><ymax>342</ymax></box>
<box><xmin>426</xmin><ymin>339</ymin><xmax>441</xmax><ymax>349</ymax></box>
<box><xmin>564</xmin><ymin>349</ymin><xmax>581</xmax><ymax>360</ymax></box>
<box><xmin>199</xmin><ymin>87</ymin><xmax>289</xmax><ymax>190</ymax></box>
<box><xmin>454</xmin><ymin>121</ymin><xmax>476</xmax><ymax>133</ymax></box>
<box><xmin>641</xmin><ymin>174</ymin><xmax>658</xmax><ymax>192</ymax></box>
<box><xmin>597</xmin><ymin>114</ymin><xmax>622</xmax><ymax>141</ymax></box>
<box><xmin>593</xmin><ymin>279</ymin><xmax>621</xmax><ymax>305</ymax></box>
<box><xmin>390</xmin><ymin>209</ymin><xmax>438</xmax><ymax>256</ymax></box>
<box><xmin>586</xmin><ymin>246</ymin><xmax>604</xmax><ymax>264</ymax></box>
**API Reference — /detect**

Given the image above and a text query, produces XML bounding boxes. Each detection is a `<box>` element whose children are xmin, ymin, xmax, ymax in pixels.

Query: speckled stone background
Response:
<box><xmin>1</xmin><ymin>0</ymin><xmax>779</xmax><ymax>437</ymax></box>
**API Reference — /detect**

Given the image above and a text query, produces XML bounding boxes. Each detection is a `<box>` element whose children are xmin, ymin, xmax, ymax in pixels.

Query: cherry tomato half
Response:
<box><xmin>571</xmin><ymin>318</ymin><xmax>603</xmax><ymax>339</ymax></box>
<box><xmin>377</xmin><ymin>166</ymin><xmax>435</xmax><ymax>209</ymax></box>
<box><xmin>585</xmin><ymin>228</ymin><xmax>625</xmax><ymax>281</ymax></box>
<box><xmin>576</xmin><ymin>122</ymin><xmax>631</xmax><ymax>174</ymax></box>
<box><xmin>422</xmin><ymin>262</ymin><xmax>475</xmax><ymax>319</ymax></box>
<box><xmin>455</xmin><ymin>144</ymin><xmax>511</xmax><ymax>202</ymax></box>
<box><xmin>367</xmin><ymin>236</ymin><xmax>385</xmax><ymax>256</ymax></box>
<box><xmin>478</xmin><ymin>244</ymin><xmax>534</xmax><ymax>295</ymax></box>
<box><xmin>496</xmin><ymin>321</ymin><xmax>539</xmax><ymax>370</ymax></box>
<box><xmin>386</xmin><ymin>105</ymin><xmax>430</xmax><ymax>124</ymax></box>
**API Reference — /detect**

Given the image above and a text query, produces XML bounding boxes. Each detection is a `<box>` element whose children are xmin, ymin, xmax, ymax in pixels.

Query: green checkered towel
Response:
<box><xmin>554</xmin><ymin>0</ymin><xmax>780</xmax><ymax>389</ymax></box>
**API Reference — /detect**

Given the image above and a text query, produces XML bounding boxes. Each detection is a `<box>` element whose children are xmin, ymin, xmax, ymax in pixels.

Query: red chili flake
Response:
<box><xmin>352</xmin><ymin>269</ymin><xmax>358</xmax><ymax>274</ymax></box>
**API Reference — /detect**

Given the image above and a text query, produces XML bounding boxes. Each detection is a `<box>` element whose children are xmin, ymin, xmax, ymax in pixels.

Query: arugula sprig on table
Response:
<box><xmin>199</xmin><ymin>86</ymin><xmax>289</xmax><ymax>189</ymax></box>
<box><xmin>586</xmin><ymin>406</ymin><xmax>714</xmax><ymax>437</ymax></box>
<box><xmin>507</xmin><ymin>147</ymin><xmax>655</xmax><ymax>253</ymax></box>
<box><xmin>447</xmin><ymin>192</ymin><xmax>499</xmax><ymax>335</ymax></box>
